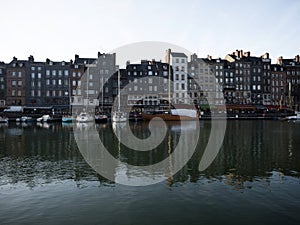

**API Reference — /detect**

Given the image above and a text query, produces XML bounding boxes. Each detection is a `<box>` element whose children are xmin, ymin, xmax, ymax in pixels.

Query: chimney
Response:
<box><xmin>191</xmin><ymin>53</ymin><xmax>197</xmax><ymax>61</ymax></box>
<box><xmin>28</xmin><ymin>55</ymin><xmax>34</xmax><ymax>62</ymax></box>
<box><xmin>295</xmin><ymin>55</ymin><xmax>299</xmax><ymax>63</ymax></box>
<box><xmin>13</xmin><ymin>56</ymin><xmax>17</xmax><ymax>61</ymax></box>
<box><xmin>244</xmin><ymin>51</ymin><xmax>251</xmax><ymax>57</ymax></box>
<box><xmin>234</xmin><ymin>49</ymin><xmax>239</xmax><ymax>57</ymax></box>
<box><xmin>207</xmin><ymin>55</ymin><xmax>212</xmax><ymax>60</ymax></box>
<box><xmin>97</xmin><ymin>52</ymin><xmax>102</xmax><ymax>58</ymax></box>
<box><xmin>70</xmin><ymin>59</ymin><xmax>73</xmax><ymax>64</ymax></box>
<box><xmin>46</xmin><ymin>58</ymin><xmax>50</xmax><ymax>64</ymax></box>
<box><xmin>239</xmin><ymin>50</ymin><xmax>243</xmax><ymax>58</ymax></box>
<box><xmin>126</xmin><ymin>60</ymin><xmax>130</xmax><ymax>66</ymax></box>
<box><xmin>165</xmin><ymin>49</ymin><xmax>171</xmax><ymax>64</ymax></box>
<box><xmin>277</xmin><ymin>56</ymin><xmax>283</xmax><ymax>66</ymax></box>
<box><xmin>75</xmin><ymin>54</ymin><xmax>79</xmax><ymax>60</ymax></box>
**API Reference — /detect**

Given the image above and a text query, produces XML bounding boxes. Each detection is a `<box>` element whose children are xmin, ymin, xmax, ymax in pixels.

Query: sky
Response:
<box><xmin>0</xmin><ymin>0</ymin><xmax>299</xmax><ymax>64</ymax></box>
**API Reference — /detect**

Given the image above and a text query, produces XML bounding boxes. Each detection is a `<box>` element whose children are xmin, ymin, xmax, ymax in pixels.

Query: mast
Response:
<box><xmin>118</xmin><ymin>69</ymin><xmax>121</xmax><ymax>112</ymax></box>
<box><xmin>168</xmin><ymin>50</ymin><xmax>171</xmax><ymax>112</ymax></box>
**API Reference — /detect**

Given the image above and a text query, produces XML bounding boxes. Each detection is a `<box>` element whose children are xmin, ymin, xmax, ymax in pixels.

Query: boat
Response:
<box><xmin>76</xmin><ymin>112</ymin><xmax>94</xmax><ymax>123</ymax></box>
<box><xmin>95</xmin><ymin>114</ymin><xmax>108</xmax><ymax>123</ymax></box>
<box><xmin>20</xmin><ymin>116</ymin><xmax>35</xmax><ymax>123</ymax></box>
<box><xmin>285</xmin><ymin>111</ymin><xmax>300</xmax><ymax>121</ymax></box>
<box><xmin>62</xmin><ymin>115</ymin><xmax>73</xmax><ymax>123</ymax></box>
<box><xmin>37</xmin><ymin>114</ymin><xmax>51</xmax><ymax>123</ymax></box>
<box><xmin>112</xmin><ymin>70</ymin><xmax>127</xmax><ymax>122</ymax></box>
<box><xmin>142</xmin><ymin>108</ymin><xmax>198</xmax><ymax>121</ymax></box>
<box><xmin>0</xmin><ymin>116</ymin><xmax>8</xmax><ymax>123</ymax></box>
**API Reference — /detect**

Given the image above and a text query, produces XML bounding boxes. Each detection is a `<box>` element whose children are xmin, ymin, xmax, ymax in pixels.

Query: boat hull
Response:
<box><xmin>141</xmin><ymin>112</ymin><xmax>198</xmax><ymax>121</ymax></box>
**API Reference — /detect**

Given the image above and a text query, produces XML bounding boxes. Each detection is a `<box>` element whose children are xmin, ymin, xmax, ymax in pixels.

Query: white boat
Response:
<box><xmin>112</xmin><ymin>70</ymin><xmax>127</xmax><ymax>123</ymax></box>
<box><xmin>37</xmin><ymin>115</ymin><xmax>51</xmax><ymax>123</ymax></box>
<box><xmin>285</xmin><ymin>111</ymin><xmax>300</xmax><ymax>120</ymax></box>
<box><xmin>76</xmin><ymin>112</ymin><xmax>94</xmax><ymax>123</ymax></box>
<box><xmin>0</xmin><ymin>116</ymin><xmax>8</xmax><ymax>123</ymax></box>
<box><xmin>20</xmin><ymin>116</ymin><xmax>35</xmax><ymax>123</ymax></box>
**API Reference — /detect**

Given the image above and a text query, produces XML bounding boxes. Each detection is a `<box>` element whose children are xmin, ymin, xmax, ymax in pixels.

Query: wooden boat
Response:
<box><xmin>142</xmin><ymin>108</ymin><xmax>198</xmax><ymax>121</ymax></box>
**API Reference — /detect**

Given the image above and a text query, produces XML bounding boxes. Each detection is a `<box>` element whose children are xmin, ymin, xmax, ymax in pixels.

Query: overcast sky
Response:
<box><xmin>0</xmin><ymin>0</ymin><xmax>299</xmax><ymax>63</ymax></box>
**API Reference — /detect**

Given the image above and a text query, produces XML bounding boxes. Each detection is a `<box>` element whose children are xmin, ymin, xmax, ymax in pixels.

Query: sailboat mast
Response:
<box><xmin>168</xmin><ymin>50</ymin><xmax>171</xmax><ymax>111</ymax></box>
<box><xmin>118</xmin><ymin>69</ymin><xmax>120</xmax><ymax>112</ymax></box>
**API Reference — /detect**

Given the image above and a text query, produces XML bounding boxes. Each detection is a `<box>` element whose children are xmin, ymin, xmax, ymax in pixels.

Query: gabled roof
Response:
<box><xmin>171</xmin><ymin>52</ymin><xmax>187</xmax><ymax>58</ymax></box>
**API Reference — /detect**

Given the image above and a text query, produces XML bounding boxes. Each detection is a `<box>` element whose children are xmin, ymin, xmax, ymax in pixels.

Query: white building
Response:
<box><xmin>166</xmin><ymin>49</ymin><xmax>189</xmax><ymax>104</ymax></box>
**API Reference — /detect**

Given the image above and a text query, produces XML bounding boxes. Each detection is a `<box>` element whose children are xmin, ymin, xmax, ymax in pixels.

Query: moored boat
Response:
<box><xmin>95</xmin><ymin>114</ymin><xmax>108</xmax><ymax>123</ymax></box>
<box><xmin>76</xmin><ymin>112</ymin><xmax>94</xmax><ymax>123</ymax></box>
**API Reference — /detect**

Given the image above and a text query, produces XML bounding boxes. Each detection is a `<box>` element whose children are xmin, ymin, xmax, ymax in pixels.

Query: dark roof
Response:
<box><xmin>171</xmin><ymin>52</ymin><xmax>187</xmax><ymax>58</ymax></box>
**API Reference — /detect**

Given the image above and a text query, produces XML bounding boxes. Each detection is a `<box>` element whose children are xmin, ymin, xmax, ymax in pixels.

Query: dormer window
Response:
<box><xmin>62</xmin><ymin>61</ymin><xmax>65</xmax><ymax>66</ymax></box>
<box><xmin>19</xmin><ymin>63</ymin><xmax>23</xmax><ymax>67</ymax></box>
<box><xmin>49</xmin><ymin>61</ymin><xmax>53</xmax><ymax>66</ymax></box>
<box><xmin>74</xmin><ymin>64</ymin><xmax>78</xmax><ymax>69</ymax></box>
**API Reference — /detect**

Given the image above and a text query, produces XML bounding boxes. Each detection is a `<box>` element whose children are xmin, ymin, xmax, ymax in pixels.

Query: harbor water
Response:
<box><xmin>0</xmin><ymin>120</ymin><xmax>300</xmax><ymax>225</ymax></box>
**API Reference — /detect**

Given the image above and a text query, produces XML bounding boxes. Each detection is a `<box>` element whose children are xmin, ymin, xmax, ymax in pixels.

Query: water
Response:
<box><xmin>0</xmin><ymin>120</ymin><xmax>300</xmax><ymax>225</ymax></box>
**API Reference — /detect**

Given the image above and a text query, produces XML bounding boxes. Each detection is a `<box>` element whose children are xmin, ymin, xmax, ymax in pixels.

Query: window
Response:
<box><xmin>53</xmin><ymin>80</ymin><xmax>56</xmax><ymax>85</ymax></box>
<box><xmin>149</xmin><ymin>78</ymin><xmax>152</xmax><ymax>84</ymax></box>
<box><xmin>38</xmin><ymin>73</ymin><xmax>42</xmax><ymax>79</ymax></box>
<box><xmin>78</xmin><ymin>72</ymin><xmax>81</xmax><ymax>77</ymax></box>
<box><xmin>38</xmin><ymin>67</ymin><xmax>41</xmax><ymax>71</ymax></box>
<box><xmin>58</xmin><ymin>79</ymin><xmax>62</xmax><ymax>85</ymax></box>
<box><xmin>163</xmin><ymin>71</ymin><xmax>168</xmax><ymax>76</ymax></box>
<box><xmin>46</xmin><ymin>79</ymin><xmax>50</xmax><ymax>85</ymax></box>
<box><xmin>64</xmin><ymin>70</ymin><xmax>69</xmax><ymax>76</ymax></box>
<box><xmin>181</xmin><ymin>83</ymin><xmax>185</xmax><ymax>90</ymax></box>
<box><xmin>89</xmin><ymin>74</ymin><xmax>93</xmax><ymax>80</ymax></box>
<box><xmin>11</xmin><ymin>80</ymin><xmax>16</xmax><ymax>86</ymax></box>
<box><xmin>38</xmin><ymin>81</ymin><xmax>41</xmax><ymax>87</ymax></box>
<box><xmin>18</xmin><ymin>72</ymin><xmax>22</xmax><ymax>78</ymax></box>
<box><xmin>12</xmin><ymin>71</ymin><xmax>16</xmax><ymax>77</ymax></box>
<box><xmin>58</xmin><ymin>70</ymin><xmax>62</xmax><ymax>76</ymax></box>
<box><xmin>72</xmin><ymin>81</ymin><xmax>76</xmax><ymax>86</ymax></box>
<box><xmin>18</xmin><ymin>81</ymin><xmax>22</xmax><ymax>86</ymax></box>
<box><xmin>31</xmin><ymin>73</ymin><xmax>35</xmax><ymax>79</ymax></box>
<box><xmin>148</xmin><ymin>71</ymin><xmax>153</xmax><ymax>76</ymax></box>
<box><xmin>74</xmin><ymin>65</ymin><xmax>78</xmax><ymax>69</ymax></box>
<box><xmin>12</xmin><ymin>90</ymin><xmax>16</xmax><ymax>96</ymax></box>
<box><xmin>17</xmin><ymin>90</ymin><xmax>21</xmax><ymax>96</ymax></box>
<box><xmin>46</xmin><ymin>70</ymin><xmax>50</xmax><ymax>76</ymax></box>
<box><xmin>72</xmin><ymin>72</ymin><xmax>76</xmax><ymax>77</ymax></box>
<box><xmin>31</xmin><ymin>90</ymin><xmax>35</xmax><ymax>97</ymax></box>
<box><xmin>181</xmin><ymin>58</ymin><xmax>185</xmax><ymax>63</ymax></box>
<box><xmin>181</xmin><ymin>75</ymin><xmax>185</xmax><ymax>80</ymax></box>
<box><xmin>38</xmin><ymin>90</ymin><xmax>41</xmax><ymax>97</ymax></box>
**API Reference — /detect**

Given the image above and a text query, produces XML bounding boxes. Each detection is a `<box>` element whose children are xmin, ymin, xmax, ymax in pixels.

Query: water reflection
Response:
<box><xmin>0</xmin><ymin>121</ymin><xmax>300</xmax><ymax>188</ymax></box>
